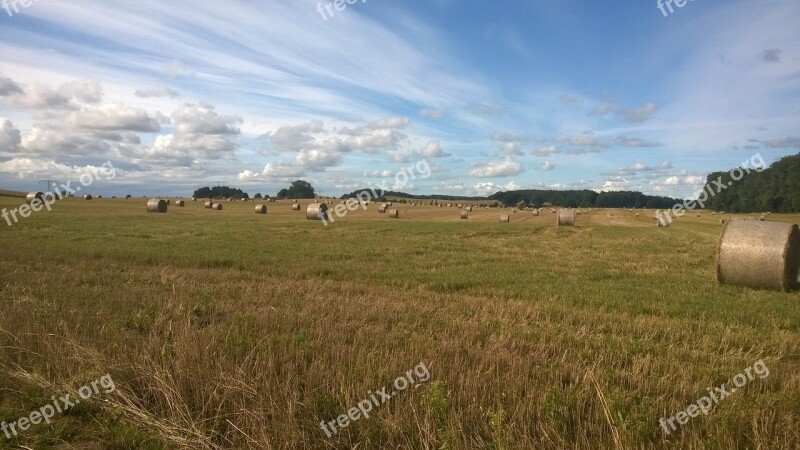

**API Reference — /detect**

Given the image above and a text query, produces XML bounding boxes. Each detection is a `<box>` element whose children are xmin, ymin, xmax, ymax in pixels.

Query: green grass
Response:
<box><xmin>0</xmin><ymin>197</ymin><xmax>798</xmax><ymax>449</ymax></box>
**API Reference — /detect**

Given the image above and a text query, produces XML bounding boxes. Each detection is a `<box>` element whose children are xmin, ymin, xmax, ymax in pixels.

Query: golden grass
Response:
<box><xmin>0</xmin><ymin>197</ymin><xmax>799</xmax><ymax>448</ymax></box>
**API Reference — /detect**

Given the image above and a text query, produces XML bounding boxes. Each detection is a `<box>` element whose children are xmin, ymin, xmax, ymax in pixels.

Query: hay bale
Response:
<box><xmin>192</xmin><ymin>197</ymin><xmax>197</xmax><ymax>201</ymax></box>
<box><xmin>557</xmin><ymin>209</ymin><xmax>575</xmax><ymax>226</ymax></box>
<box><xmin>717</xmin><ymin>219</ymin><xmax>800</xmax><ymax>291</ymax></box>
<box><xmin>204</xmin><ymin>201</ymin><xmax>214</xmax><ymax>209</ymax></box>
<box><xmin>465</xmin><ymin>206</ymin><xmax>473</xmax><ymax>212</ymax></box>
<box><xmin>657</xmin><ymin>214</ymin><xmax>671</xmax><ymax>227</ymax></box>
<box><xmin>388</xmin><ymin>209</ymin><xmax>399</xmax><ymax>218</ymax></box>
<box><xmin>387</xmin><ymin>202</ymin><xmax>393</xmax><ymax>207</ymax></box>
<box><xmin>146</xmin><ymin>198</ymin><xmax>168</xmax><ymax>213</ymax></box>
<box><xmin>255</xmin><ymin>205</ymin><xmax>267</xmax><ymax>214</ymax></box>
<box><xmin>512</xmin><ymin>208</ymin><xmax>518</xmax><ymax>213</ymax></box>
<box><xmin>84</xmin><ymin>194</ymin><xmax>93</xmax><ymax>200</ymax></box>
<box><xmin>166</xmin><ymin>199</ymin><xmax>171</xmax><ymax>205</ymax></box>
<box><xmin>306</xmin><ymin>203</ymin><xmax>329</xmax><ymax>220</ymax></box>
<box><xmin>212</xmin><ymin>203</ymin><xmax>223</xmax><ymax>210</ymax></box>
<box><xmin>175</xmin><ymin>200</ymin><xmax>185</xmax><ymax>207</ymax></box>
<box><xmin>446</xmin><ymin>203</ymin><xmax>452</xmax><ymax>207</ymax></box>
<box><xmin>292</xmin><ymin>204</ymin><xmax>301</xmax><ymax>211</ymax></box>
<box><xmin>635</xmin><ymin>213</ymin><xmax>640</xmax><ymax>217</ymax></box>
<box><xmin>378</xmin><ymin>203</ymin><xmax>388</xmax><ymax>213</ymax></box>
<box><xmin>499</xmin><ymin>214</ymin><xmax>510</xmax><ymax>223</ymax></box>
<box><xmin>26</xmin><ymin>192</ymin><xmax>44</xmax><ymax>204</ymax></box>
<box><xmin>461</xmin><ymin>211</ymin><xmax>469</xmax><ymax>220</ymax></box>
<box><xmin>532</xmin><ymin>210</ymin><xmax>539</xmax><ymax>217</ymax></box>
<box><xmin>759</xmin><ymin>214</ymin><xmax>767</xmax><ymax>221</ymax></box>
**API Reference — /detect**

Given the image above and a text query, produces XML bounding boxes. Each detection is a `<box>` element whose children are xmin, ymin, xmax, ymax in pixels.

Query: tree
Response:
<box><xmin>277</xmin><ymin>180</ymin><xmax>316</xmax><ymax>199</ymax></box>
<box><xmin>254</xmin><ymin>193</ymin><xmax>262</xmax><ymax>199</ymax></box>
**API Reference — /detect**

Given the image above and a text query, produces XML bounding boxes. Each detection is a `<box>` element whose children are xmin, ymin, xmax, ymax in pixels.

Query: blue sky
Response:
<box><xmin>0</xmin><ymin>0</ymin><xmax>798</xmax><ymax>198</ymax></box>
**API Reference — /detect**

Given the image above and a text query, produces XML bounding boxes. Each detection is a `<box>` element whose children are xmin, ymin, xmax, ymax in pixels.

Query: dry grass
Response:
<box><xmin>0</xmin><ymin>198</ymin><xmax>799</xmax><ymax>449</ymax></box>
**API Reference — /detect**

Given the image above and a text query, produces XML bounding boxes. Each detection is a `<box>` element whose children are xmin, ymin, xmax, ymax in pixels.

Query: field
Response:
<box><xmin>1</xmin><ymin>195</ymin><xmax>799</xmax><ymax>449</ymax></box>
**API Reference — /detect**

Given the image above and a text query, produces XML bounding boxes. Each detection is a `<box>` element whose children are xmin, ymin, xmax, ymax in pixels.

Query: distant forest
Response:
<box><xmin>705</xmin><ymin>153</ymin><xmax>800</xmax><ymax>213</ymax></box>
<box><xmin>193</xmin><ymin>186</ymin><xmax>249</xmax><ymax>199</ymax></box>
<box><xmin>343</xmin><ymin>188</ymin><xmax>682</xmax><ymax>208</ymax></box>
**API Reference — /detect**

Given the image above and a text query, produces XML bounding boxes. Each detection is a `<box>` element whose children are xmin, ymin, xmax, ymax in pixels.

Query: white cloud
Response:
<box><xmin>417</xmin><ymin>140</ymin><xmax>450</xmax><ymax>158</ymax></box>
<box><xmin>540</xmin><ymin>161</ymin><xmax>556</xmax><ymax>171</ymax></box>
<box><xmin>134</xmin><ymin>85</ymin><xmax>180</xmax><ymax>98</ymax></box>
<box><xmin>469</xmin><ymin>158</ymin><xmax>523</xmax><ymax>177</ymax></box>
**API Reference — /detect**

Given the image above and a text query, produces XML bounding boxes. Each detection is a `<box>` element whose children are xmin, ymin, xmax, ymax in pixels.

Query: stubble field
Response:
<box><xmin>0</xmin><ymin>194</ymin><xmax>799</xmax><ymax>449</ymax></box>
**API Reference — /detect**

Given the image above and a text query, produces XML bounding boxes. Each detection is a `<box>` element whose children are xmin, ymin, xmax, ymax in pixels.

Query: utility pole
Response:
<box><xmin>39</xmin><ymin>179</ymin><xmax>60</xmax><ymax>194</ymax></box>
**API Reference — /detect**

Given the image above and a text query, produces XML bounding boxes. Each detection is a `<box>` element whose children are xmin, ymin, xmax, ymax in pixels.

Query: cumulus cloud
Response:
<box><xmin>468</xmin><ymin>157</ymin><xmax>523</xmax><ymax>177</ymax></box>
<box><xmin>0</xmin><ymin>75</ymin><xmax>24</xmax><ymax>96</ymax></box>
<box><xmin>417</xmin><ymin>140</ymin><xmax>450</xmax><ymax>158</ymax></box>
<box><xmin>261</xmin><ymin>120</ymin><xmax>326</xmax><ymax>151</ymax></box>
<box><xmin>0</xmin><ymin>119</ymin><xmax>21</xmax><ymax>153</ymax></box>
<box><xmin>134</xmin><ymin>85</ymin><xmax>180</xmax><ymax>98</ymax></box>
<box><xmin>540</xmin><ymin>161</ymin><xmax>556</xmax><ymax>171</ymax></box>
<box><xmin>590</xmin><ymin>95</ymin><xmax>657</xmax><ymax>123</ymax></box>
<box><xmin>367</xmin><ymin>116</ymin><xmax>409</xmax><ymax>130</ymax></box>
<box><xmin>760</xmin><ymin>48</ymin><xmax>781</xmax><ymax>63</ymax></box>
<box><xmin>533</xmin><ymin>145</ymin><xmax>559</xmax><ymax>157</ymax></box>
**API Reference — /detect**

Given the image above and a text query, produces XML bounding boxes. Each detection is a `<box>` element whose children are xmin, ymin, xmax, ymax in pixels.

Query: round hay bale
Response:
<box><xmin>192</xmin><ymin>198</ymin><xmax>197</xmax><ymax>201</ymax></box>
<box><xmin>460</xmin><ymin>211</ymin><xmax>469</xmax><ymax>220</ymax></box>
<box><xmin>378</xmin><ymin>203</ymin><xmax>388</xmax><ymax>213</ymax></box>
<box><xmin>388</xmin><ymin>209</ymin><xmax>399</xmax><ymax>218</ymax></box>
<box><xmin>532</xmin><ymin>210</ymin><xmax>539</xmax><ymax>217</ymax></box>
<box><xmin>759</xmin><ymin>214</ymin><xmax>767</xmax><ymax>221</ymax></box>
<box><xmin>387</xmin><ymin>202</ymin><xmax>393</xmax><ymax>207</ymax></box>
<box><xmin>717</xmin><ymin>219</ymin><xmax>800</xmax><ymax>291</ymax></box>
<box><xmin>146</xmin><ymin>198</ymin><xmax>168</xmax><ymax>213</ymax></box>
<box><xmin>499</xmin><ymin>214</ymin><xmax>510</xmax><ymax>223</ymax></box>
<box><xmin>512</xmin><ymin>208</ymin><xmax>518</xmax><ymax>213</ymax></box>
<box><xmin>204</xmin><ymin>201</ymin><xmax>213</xmax><ymax>209</ymax></box>
<box><xmin>465</xmin><ymin>206</ymin><xmax>473</xmax><ymax>212</ymax></box>
<box><xmin>212</xmin><ymin>203</ymin><xmax>223</xmax><ymax>210</ymax></box>
<box><xmin>84</xmin><ymin>194</ymin><xmax>93</xmax><ymax>200</ymax></box>
<box><xmin>635</xmin><ymin>213</ymin><xmax>640</xmax><ymax>217</ymax></box>
<box><xmin>166</xmin><ymin>199</ymin><xmax>171</xmax><ymax>205</ymax></box>
<box><xmin>26</xmin><ymin>192</ymin><xmax>44</xmax><ymax>204</ymax></box>
<box><xmin>657</xmin><ymin>214</ymin><xmax>671</xmax><ymax>227</ymax></box>
<box><xmin>292</xmin><ymin>204</ymin><xmax>301</xmax><ymax>211</ymax></box>
<box><xmin>97</xmin><ymin>195</ymin><xmax>103</xmax><ymax>199</ymax></box>
<box><xmin>255</xmin><ymin>205</ymin><xmax>267</xmax><ymax>214</ymax></box>
<box><xmin>446</xmin><ymin>203</ymin><xmax>452</xmax><ymax>207</ymax></box>
<box><xmin>175</xmin><ymin>200</ymin><xmax>185</xmax><ymax>207</ymax></box>
<box><xmin>293</xmin><ymin>199</ymin><xmax>298</xmax><ymax>203</ymax></box>
<box><xmin>557</xmin><ymin>209</ymin><xmax>575</xmax><ymax>227</ymax></box>
<box><xmin>306</xmin><ymin>203</ymin><xmax>329</xmax><ymax>220</ymax></box>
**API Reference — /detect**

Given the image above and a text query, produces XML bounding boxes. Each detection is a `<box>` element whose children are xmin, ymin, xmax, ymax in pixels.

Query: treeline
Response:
<box><xmin>342</xmin><ymin>187</ymin><xmax>681</xmax><ymax>208</ymax></box>
<box><xmin>705</xmin><ymin>153</ymin><xmax>800</xmax><ymax>213</ymax></box>
<box><xmin>341</xmin><ymin>189</ymin><xmax>487</xmax><ymax>201</ymax></box>
<box><xmin>489</xmin><ymin>190</ymin><xmax>682</xmax><ymax>208</ymax></box>
<box><xmin>193</xmin><ymin>186</ymin><xmax>249</xmax><ymax>199</ymax></box>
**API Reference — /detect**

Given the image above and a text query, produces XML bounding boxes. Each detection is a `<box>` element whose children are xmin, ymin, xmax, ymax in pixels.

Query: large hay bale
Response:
<box><xmin>557</xmin><ymin>209</ymin><xmax>575</xmax><ymax>227</ymax></box>
<box><xmin>306</xmin><ymin>203</ymin><xmax>328</xmax><ymax>220</ymax></box>
<box><xmin>759</xmin><ymin>214</ymin><xmax>767</xmax><ymax>221</ymax></box>
<box><xmin>378</xmin><ymin>203</ymin><xmax>388</xmax><ymax>213</ymax></box>
<box><xmin>204</xmin><ymin>201</ymin><xmax>214</xmax><ymax>209</ymax></box>
<box><xmin>388</xmin><ymin>209</ymin><xmax>399</xmax><ymax>218</ymax></box>
<box><xmin>166</xmin><ymin>199</ymin><xmax>171</xmax><ymax>205</ymax></box>
<box><xmin>465</xmin><ymin>206</ymin><xmax>473</xmax><ymax>212</ymax></box>
<box><xmin>255</xmin><ymin>205</ymin><xmax>267</xmax><ymax>214</ymax></box>
<box><xmin>292</xmin><ymin>204</ymin><xmax>301</xmax><ymax>211</ymax></box>
<box><xmin>192</xmin><ymin>197</ymin><xmax>197</xmax><ymax>202</ymax></box>
<box><xmin>657</xmin><ymin>214</ymin><xmax>671</xmax><ymax>227</ymax></box>
<box><xmin>499</xmin><ymin>214</ymin><xmax>510</xmax><ymax>223</ymax></box>
<box><xmin>387</xmin><ymin>202</ymin><xmax>393</xmax><ymax>207</ymax></box>
<box><xmin>532</xmin><ymin>210</ymin><xmax>539</xmax><ymax>217</ymax></box>
<box><xmin>146</xmin><ymin>198</ymin><xmax>168</xmax><ymax>213</ymax></box>
<box><xmin>26</xmin><ymin>192</ymin><xmax>44</xmax><ymax>204</ymax></box>
<box><xmin>84</xmin><ymin>194</ymin><xmax>93</xmax><ymax>200</ymax></box>
<box><xmin>460</xmin><ymin>211</ymin><xmax>469</xmax><ymax>220</ymax></box>
<box><xmin>212</xmin><ymin>203</ymin><xmax>223</xmax><ymax>210</ymax></box>
<box><xmin>717</xmin><ymin>219</ymin><xmax>800</xmax><ymax>291</ymax></box>
<box><xmin>174</xmin><ymin>200</ymin><xmax>184</xmax><ymax>207</ymax></box>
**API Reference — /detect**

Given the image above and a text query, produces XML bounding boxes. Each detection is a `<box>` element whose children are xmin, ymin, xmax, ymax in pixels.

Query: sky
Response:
<box><xmin>0</xmin><ymin>0</ymin><xmax>798</xmax><ymax>198</ymax></box>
